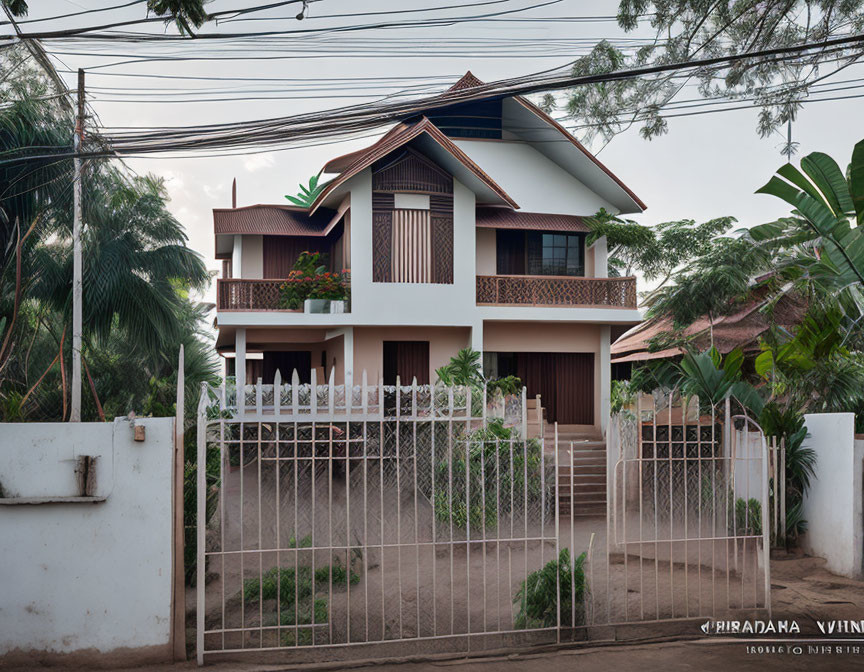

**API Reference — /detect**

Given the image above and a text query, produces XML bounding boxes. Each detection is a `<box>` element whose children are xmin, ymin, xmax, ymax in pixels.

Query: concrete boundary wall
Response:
<box><xmin>0</xmin><ymin>417</ymin><xmax>176</xmax><ymax>667</ymax></box>
<box><xmin>801</xmin><ymin>413</ymin><xmax>864</xmax><ymax>578</ymax></box>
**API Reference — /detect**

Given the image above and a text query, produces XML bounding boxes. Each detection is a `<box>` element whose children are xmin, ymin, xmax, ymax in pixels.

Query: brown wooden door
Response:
<box><xmin>516</xmin><ymin>352</ymin><xmax>593</xmax><ymax>424</ymax></box>
<box><xmin>262</xmin><ymin>351</ymin><xmax>312</xmax><ymax>384</ymax></box>
<box><xmin>383</xmin><ymin>341</ymin><xmax>430</xmax><ymax>385</ymax></box>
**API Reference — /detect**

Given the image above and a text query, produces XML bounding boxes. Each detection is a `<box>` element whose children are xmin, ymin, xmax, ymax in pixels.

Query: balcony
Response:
<box><xmin>218</xmin><ymin>279</ymin><xmax>289</xmax><ymax>311</ymax></box>
<box><xmin>476</xmin><ymin>275</ymin><xmax>636</xmax><ymax>308</ymax></box>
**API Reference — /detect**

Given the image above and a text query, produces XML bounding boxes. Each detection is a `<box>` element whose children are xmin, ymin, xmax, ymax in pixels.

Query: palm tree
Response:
<box><xmin>32</xmin><ymin>168</ymin><xmax>209</xmax><ymax>358</ymax></box>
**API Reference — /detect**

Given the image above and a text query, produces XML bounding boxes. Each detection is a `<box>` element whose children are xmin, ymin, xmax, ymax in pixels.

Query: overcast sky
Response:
<box><xmin>15</xmin><ymin>0</ymin><xmax>864</xmax><ymax>305</ymax></box>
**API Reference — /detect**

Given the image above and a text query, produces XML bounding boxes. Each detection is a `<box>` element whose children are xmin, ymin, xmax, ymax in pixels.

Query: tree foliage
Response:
<box><xmin>2</xmin><ymin>0</ymin><xmax>212</xmax><ymax>35</ymax></box>
<box><xmin>543</xmin><ymin>2</ymin><xmax>864</xmax><ymax>146</ymax></box>
<box><xmin>586</xmin><ymin>208</ymin><xmax>734</xmax><ymax>280</ymax></box>
<box><xmin>0</xmin><ymin>49</ymin><xmax>217</xmax><ymax>421</ymax></box>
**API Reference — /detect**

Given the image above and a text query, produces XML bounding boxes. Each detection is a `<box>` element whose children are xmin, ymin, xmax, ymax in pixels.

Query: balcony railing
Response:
<box><xmin>476</xmin><ymin>275</ymin><xmax>637</xmax><ymax>308</ymax></box>
<box><xmin>218</xmin><ymin>279</ymin><xmax>295</xmax><ymax>311</ymax></box>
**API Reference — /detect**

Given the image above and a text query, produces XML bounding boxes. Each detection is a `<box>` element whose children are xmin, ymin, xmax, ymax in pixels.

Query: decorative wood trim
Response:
<box><xmin>372</xmin><ymin>148</ymin><xmax>454</xmax><ymax>194</ymax></box>
<box><xmin>475</xmin><ymin>275</ymin><xmax>637</xmax><ymax>308</ymax></box>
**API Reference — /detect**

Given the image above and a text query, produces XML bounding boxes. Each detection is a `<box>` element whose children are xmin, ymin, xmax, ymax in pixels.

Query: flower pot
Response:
<box><xmin>304</xmin><ymin>298</ymin><xmax>330</xmax><ymax>314</ymax></box>
<box><xmin>329</xmin><ymin>300</ymin><xmax>346</xmax><ymax>314</ymax></box>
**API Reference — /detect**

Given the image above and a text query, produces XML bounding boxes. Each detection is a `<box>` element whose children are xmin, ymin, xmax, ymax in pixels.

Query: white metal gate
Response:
<box><xmin>196</xmin><ymin>381</ymin><xmax>771</xmax><ymax>665</ymax></box>
<box><xmin>604</xmin><ymin>392</ymin><xmax>771</xmax><ymax>623</ymax></box>
<box><xmin>196</xmin><ymin>373</ymin><xmax>559</xmax><ymax>665</ymax></box>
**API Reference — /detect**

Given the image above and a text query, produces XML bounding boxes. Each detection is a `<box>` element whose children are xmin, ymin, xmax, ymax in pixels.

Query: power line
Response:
<box><xmin>6</xmin><ymin>29</ymin><xmax>864</xmax><ymax>163</ymax></box>
<box><xmin>2</xmin><ymin>0</ymin><xmax>563</xmax><ymax>40</ymax></box>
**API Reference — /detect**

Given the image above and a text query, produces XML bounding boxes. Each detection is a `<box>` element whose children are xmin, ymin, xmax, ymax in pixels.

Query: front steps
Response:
<box><xmin>548</xmin><ymin>427</ymin><xmax>607</xmax><ymax>518</ymax></box>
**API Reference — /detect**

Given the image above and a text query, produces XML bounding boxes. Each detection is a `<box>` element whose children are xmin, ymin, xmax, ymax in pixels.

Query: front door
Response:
<box><xmin>383</xmin><ymin>341</ymin><xmax>430</xmax><ymax>385</ymax></box>
<box><xmin>262</xmin><ymin>350</ymin><xmax>312</xmax><ymax>384</ymax></box>
<box><xmin>514</xmin><ymin>352</ymin><xmax>594</xmax><ymax>424</ymax></box>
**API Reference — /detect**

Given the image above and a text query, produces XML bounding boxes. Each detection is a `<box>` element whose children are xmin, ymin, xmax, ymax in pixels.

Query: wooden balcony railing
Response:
<box><xmin>218</xmin><ymin>279</ymin><xmax>294</xmax><ymax>311</ymax></box>
<box><xmin>476</xmin><ymin>275</ymin><xmax>637</xmax><ymax>308</ymax></box>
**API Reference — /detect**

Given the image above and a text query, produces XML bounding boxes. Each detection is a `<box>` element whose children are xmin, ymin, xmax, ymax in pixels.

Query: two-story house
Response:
<box><xmin>213</xmin><ymin>72</ymin><xmax>644</xmax><ymax>437</ymax></box>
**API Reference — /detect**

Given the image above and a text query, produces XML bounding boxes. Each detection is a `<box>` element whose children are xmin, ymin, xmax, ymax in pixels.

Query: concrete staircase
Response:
<box><xmin>547</xmin><ymin>426</ymin><xmax>607</xmax><ymax>518</ymax></box>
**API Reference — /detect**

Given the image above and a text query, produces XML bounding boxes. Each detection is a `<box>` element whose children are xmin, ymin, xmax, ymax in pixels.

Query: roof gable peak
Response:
<box><xmin>448</xmin><ymin>71</ymin><xmax>485</xmax><ymax>91</ymax></box>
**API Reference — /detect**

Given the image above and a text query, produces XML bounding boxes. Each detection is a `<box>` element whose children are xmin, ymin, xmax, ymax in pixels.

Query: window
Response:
<box><xmin>496</xmin><ymin>231</ymin><xmax>585</xmax><ymax>277</ymax></box>
<box><xmin>531</xmin><ymin>233</ymin><xmax>585</xmax><ymax>276</ymax></box>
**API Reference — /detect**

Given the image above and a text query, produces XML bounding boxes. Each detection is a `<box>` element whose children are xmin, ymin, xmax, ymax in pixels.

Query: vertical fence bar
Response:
<box><xmin>412</xmin><ymin>378</ymin><xmax>420</xmax><ymax>638</ymax></box>
<box><xmin>465</xmin><ymin>384</ymin><xmax>472</xmax><ymax>643</ymax></box>
<box><xmin>196</xmin><ymin>384</ymin><xmax>208</xmax><ymax>665</ymax></box>
<box><xmin>780</xmin><ymin>439</ymin><xmax>786</xmax><ymax>548</ymax></box>
<box><xmin>554</xmin><ymin>426</ymin><xmax>560</xmax><ymax>643</ymax></box>
<box><xmin>762</xmin><ymin>433</ymin><xmax>772</xmax><ymax>616</ymax></box>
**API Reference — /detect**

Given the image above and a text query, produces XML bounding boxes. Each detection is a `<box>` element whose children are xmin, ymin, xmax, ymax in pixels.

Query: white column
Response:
<box><xmin>235</xmin><ymin>327</ymin><xmax>247</xmax><ymax>398</ymax></box>
<box><xmin>231</xmin><ymin>235</ymin><xmax>243</xmax><ymax>278</ymax></box>
<box><xmin>593</xmin><ymin>235</ymin><xmax>608</xmax><ymax>278</ymax></box>
<box><xmin>600</xmin><ymin>325</ymin><xmax>611</xmax><ymax>436</ymax></box>
<box><xmin>343</xmin><ymin>327</ymin><xmax>354</xmax><ymax>389</ymax></box>
<box><xmin>470</xmin><ymin>321</ymin><xmax>483</xmax><ymax>355</ymax></box>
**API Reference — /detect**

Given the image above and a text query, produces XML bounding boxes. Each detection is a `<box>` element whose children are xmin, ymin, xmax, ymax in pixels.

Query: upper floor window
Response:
<box><xmin>529</xmin><ymin>232</ymin><xmax>585</xmax><ymax>276</ymax></box>
<box><xmin>497</xmin><ymin>230</ymin><xmax>585</xmax><ymax>277</ymax></box>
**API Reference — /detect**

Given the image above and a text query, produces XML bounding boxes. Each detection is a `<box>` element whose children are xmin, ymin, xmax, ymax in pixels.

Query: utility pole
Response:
<box><xmin>70</xmin><ymin>69</ymin><xmax>84</xmax><ymax>422</ymax></box>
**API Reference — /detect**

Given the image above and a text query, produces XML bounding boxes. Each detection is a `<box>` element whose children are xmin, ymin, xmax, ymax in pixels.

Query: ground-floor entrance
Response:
<box><xmin>488</xmin><ymin>351</ymin><xmax>594</xmax><ymax>425</ymax></box>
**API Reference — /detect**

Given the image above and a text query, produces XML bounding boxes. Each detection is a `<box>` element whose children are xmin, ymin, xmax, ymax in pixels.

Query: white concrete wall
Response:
<box><xmin>240</xmin><ymin>234</ymin><xmax>263</xmax><ymax>279</ymax></box>
<box><xmin>0</xmin><ymin>418</ymin><xmax>175</xmax><ymax>664</ymax></box>
<box><xmin>801</xmin><ymin>413</ymin><xmax>863</xmax><ymax>578</ymax></box>
<box><xmin>454</xmin><ymin>140</ymin><xmax>616</xmax><ymax>215</ymax></box>
<box><xmin>348</xmin><ymin>169</ymin><xmax>480</xmax><ymax>329</ymax></box>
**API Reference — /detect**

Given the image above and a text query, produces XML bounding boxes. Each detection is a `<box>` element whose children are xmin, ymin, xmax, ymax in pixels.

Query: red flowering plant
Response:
<box><xmin>278</xmin><ymin>252</ymin><xmax>350</xmax><ymax>309</ymax></box>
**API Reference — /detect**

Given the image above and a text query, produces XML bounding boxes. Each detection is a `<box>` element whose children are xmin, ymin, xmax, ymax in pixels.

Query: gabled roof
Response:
<box><xmin>475</xmin><ymin>207</ymin><xmax>588</xmax><ymax>232</ymax></box>
<box><xmin>311</xmin><ymin>116</ymin><xmax>518</xmax><ymax>213</ymax></box>
<box><xmin>213</xmin><ymin>204</ymin><xmax>334</xmax><ymax>236</ymax></box>
<box><xmin>448</xmin><ymin>71</ymin><xmax>485</xmax><ymax>91</ymax></box>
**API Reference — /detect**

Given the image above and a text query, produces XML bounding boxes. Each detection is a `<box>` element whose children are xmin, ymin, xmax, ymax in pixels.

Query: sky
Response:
<box><xmin>10</xmin><ymin>0</ymin><xmax>864</xmax><ymax>306</ymax></box>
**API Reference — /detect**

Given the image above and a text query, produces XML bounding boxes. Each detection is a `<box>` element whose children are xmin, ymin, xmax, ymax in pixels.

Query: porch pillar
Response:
<box><xmin>235</xmin><ymin>327</ymin><xmax>247</xmax><ymax>401</ymax></box>
<box><xmin>343</xmin><ymin>327</ymin><xmax>354</xmax><ymax>389</ymax></box>
<box><xmin>600</xmin><ymin>325</ymin><xmax>611</xmax><ymax>436</ymax></box>
<box><xmin>470</xmin><ymin>321</ymin><xmax>483</xmax><ymax>355</ymax></box>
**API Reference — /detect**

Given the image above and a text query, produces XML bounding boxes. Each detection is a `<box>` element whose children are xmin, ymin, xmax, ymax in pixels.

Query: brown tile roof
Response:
<box><xmin>311</xmin><ymin>117</ymin><xmax>517</xmax><ymax>213</ymax></box>
<box><xmin>213</xmin><ymin>204</ymin><xmax>334</xmax><ymax>237</ymax></box>
<box><xmin>610</xmin><ymin>288</ymin><xmax>807</xmax><ymax>363</ymax></box>
<box><xmin>476</xmin><ymin>207</ymin><xmax>588</xmax><ymax>232</ymax></box>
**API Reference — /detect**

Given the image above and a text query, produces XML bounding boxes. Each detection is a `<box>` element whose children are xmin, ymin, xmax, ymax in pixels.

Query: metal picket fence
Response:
<box><xmin>196</xmin><ymin>378</ymin><xmax>771</xmax><ymax>665</ymax></box>
<box><xmin>196</xmin><ymin>371</ymin><xmax>559</xmax><ymax>665</ymax></box>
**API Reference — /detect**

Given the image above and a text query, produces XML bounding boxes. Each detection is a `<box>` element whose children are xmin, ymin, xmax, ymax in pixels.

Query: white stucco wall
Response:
<box><xmin>240</xmin><ymin>234</ymin><xmax>264</xmax><ymax>279</ymax></box>
<box><xmin>801</xmin><ymin>413</ymin><xmax>863</xmax><ymax>578</ymax></box>
<box><xmin>0</xmin><ymin>417</ymin><xmax>175</xmax><ymax>662</ymax></box>
<box><xmin>454</xmin><ymin>140</ymin><xmax>617</xmax><ymax>215</ymax></box>
<box><xmin>348</xmin><ymin>169</ymin><xmax>480</xmax><ymax>329</ymax></box>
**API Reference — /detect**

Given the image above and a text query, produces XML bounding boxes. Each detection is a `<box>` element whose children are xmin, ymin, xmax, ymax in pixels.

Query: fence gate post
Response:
<box><xmin>195</xmin><ymin>383</ymin><xmax>208</xmax><ymax>666</ymax></box>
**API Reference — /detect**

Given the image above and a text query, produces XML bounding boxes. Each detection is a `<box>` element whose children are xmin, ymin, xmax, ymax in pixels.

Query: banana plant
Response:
<box><xmin>750</xmin><ymin>139</ymin><xmax>864</xmax><ymax>297</ymax></box>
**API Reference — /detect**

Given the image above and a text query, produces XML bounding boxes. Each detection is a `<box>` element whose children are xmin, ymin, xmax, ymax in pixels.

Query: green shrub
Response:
<box><xmin>242</xmin><ymin>559</ymin><xmax>359</xmax><ymax>604</ymax></box>
<box><xmin>486</xmin><ymin>375</ymin><xmax>523</xmax><ymax>398</ymax></box>
<box><xmin>734</xmin><ymin>497</ymin><xmax>762</xmax><ymax>536</ymax></box>
<box><xmin>432</xmin><ymin>419</ymin><xmax>542</xmax><ymax>530</ymax></box>
<box><xmin>514</xmin><ymin>548</ymin><xmax>586</xmax><ymax>628</ymax></box>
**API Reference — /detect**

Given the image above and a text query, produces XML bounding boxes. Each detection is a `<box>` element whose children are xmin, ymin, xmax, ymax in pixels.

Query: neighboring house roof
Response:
<box><xmin>475</xmin><ymin>207</ymin><xmax>588</xmax><ymax>232</ymax></box>
<box><xmin>213</xmin><ymin>204</ymin><xmax>334</xmax><ymax>236</ymax></box>
<box><xmin>611</xmin><ymin>289</ymin><xmax>807</xmax><ymax>364</ymax></box>
<box><xmin>312</xmin><ymin>116</ymin><xmax>518</xmax><ymax>212</ymax></box>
